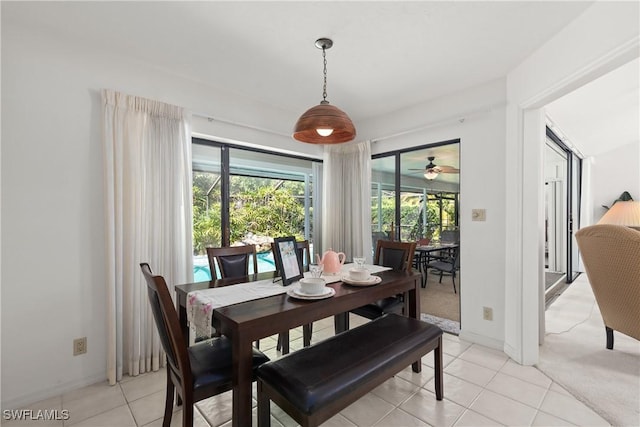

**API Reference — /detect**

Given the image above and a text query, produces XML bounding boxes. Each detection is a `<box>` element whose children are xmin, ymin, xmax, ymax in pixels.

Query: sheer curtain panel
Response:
<box><xmin>103</xmin><ymin>90</ymin><xmax>193</xmax><ymax>384</ymax></box>
<box><xmin>322</xmin><ymin>141</ymin><xmax>373</xmax><ymax>262</ymax></box>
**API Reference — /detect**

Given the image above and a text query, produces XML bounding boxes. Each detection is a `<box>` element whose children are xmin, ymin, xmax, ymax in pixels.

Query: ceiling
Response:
<box><xmin>546</xmin><ymin>57</ymin><xmax>640</xmax><ymax>158</ymax></box>
<box><xmin>5</xmin><ymin>1</ymin><xmax>635</xmax><ymax>161</ymax></box>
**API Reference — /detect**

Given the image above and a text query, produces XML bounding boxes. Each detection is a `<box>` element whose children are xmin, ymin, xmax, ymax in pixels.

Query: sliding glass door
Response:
<box><xmin>371</xmin><ymin>155</ymin><xmax>397</xmax><ymax>254</ymax></box>
<box><xmin>192</xmin><ymin>138</ymin><xmax>320</xmax><ymax>280</ymax></box>
<box><xmin>545</xmin><ymin>127</ymin><xmax>582</xmax><ymax>291</ymax></box>
<box><xmin>371</xmin><ymin>140</ymin><xmax>460</xmax><ymax>249</ymax></box>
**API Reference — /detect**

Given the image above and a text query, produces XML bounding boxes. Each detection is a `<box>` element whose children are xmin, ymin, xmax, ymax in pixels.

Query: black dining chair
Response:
<box><xmin>271</xmin><ymin>240</ymin><xmax>314</xmax><ymax>352</ymax></box>
<box><xmin>207</xmin><ymin>244</ymin><xmax>283</xmax><ymax>349</ymax></box>
<box><xmin>206</xmin><ymin>244</ymin><xmax>258</xmax><ymax>280</ymax></box>
<box><xmin>140</xmin><ymin>263</ymin><xmax>269</xmax><ymax>427</ymax></box>
<box><xmin>426</xmin><ymin>247</ymin><xmax>460</xmax><ymax>293</ymax></box>
<box><xmin>340</xmin><ymin>240</ymin><xmax>417</xmax><ymax>332</ymax></box>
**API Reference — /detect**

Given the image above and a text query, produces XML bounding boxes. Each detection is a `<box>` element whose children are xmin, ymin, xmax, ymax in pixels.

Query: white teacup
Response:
<box><xmin>349</xmin><ymin>268</ymin><xmax>370</xmax><ymax>281</ymax></box>
<box><xmin>299</xmin><ymin>277</ymin><xmax>326</xmax><ymax>295</ymax></box>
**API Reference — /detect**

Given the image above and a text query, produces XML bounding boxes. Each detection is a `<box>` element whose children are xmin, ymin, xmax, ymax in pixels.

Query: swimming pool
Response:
<box><xmin>193</xmin><ymin>252</ymin><xmax>276</xmax><ymax>281</ymax></box>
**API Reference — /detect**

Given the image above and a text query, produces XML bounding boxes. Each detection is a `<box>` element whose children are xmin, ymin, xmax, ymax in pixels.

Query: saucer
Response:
<box><xmin>341</xmin><ymin>275</ymin><xmax>382</xmax><ymax>286</ymax></box>
<box><xmin>288</xmin><ymin>287</ymin><xmax>335</xmax><ymax>300</ymax></box>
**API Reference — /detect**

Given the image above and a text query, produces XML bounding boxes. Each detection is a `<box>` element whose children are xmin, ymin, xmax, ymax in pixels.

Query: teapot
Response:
<box><xmin>316</xmin><ymin>248</ymin><xmax>346</xmax><ymax>275</ymax></box>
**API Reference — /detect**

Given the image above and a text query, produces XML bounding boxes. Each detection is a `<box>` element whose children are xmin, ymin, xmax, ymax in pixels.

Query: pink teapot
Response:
<box><xmin>316</xmin><ymin>248</ymin><xmax>346</xmax><ymax>275</ymax></box>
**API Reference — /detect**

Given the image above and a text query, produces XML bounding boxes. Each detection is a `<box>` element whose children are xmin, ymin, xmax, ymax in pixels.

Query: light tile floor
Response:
<box><xmin>5</xmin><ymin>317</ymin><xmax>610</xmax><ymax>427</ymax></box>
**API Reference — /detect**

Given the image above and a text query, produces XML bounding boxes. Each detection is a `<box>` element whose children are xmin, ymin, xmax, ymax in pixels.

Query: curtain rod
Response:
<box><xmin>193</xmin><ymin>112</ymin><xmax>291</xmax><ymax>138</ymax></box>
<box><xmin>372</xmin><ymin>105</ymin><xmax>499</xmax><ymax>144</ymax></box>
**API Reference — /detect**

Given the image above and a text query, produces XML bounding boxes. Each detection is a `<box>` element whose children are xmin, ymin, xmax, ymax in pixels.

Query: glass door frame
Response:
<box><xmin>546</xmin><ymin>127</ymin><xmax>581</xmax><ymax>284</ymax></box>
<box><xmin>372</xmin><ymin>138</ymin><xmax>461</xmax><ymax>241</ymax></box>
<box><xmin>192</xmin><ymin>137</ymin><xmax>321</xmax><ymax>247</ymax></box>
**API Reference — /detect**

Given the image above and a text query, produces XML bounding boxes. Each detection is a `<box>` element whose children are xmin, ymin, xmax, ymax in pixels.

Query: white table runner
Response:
<box><xmin>186</xmin><ymin>263</ymin><xmax>391</xmax><ymax>340</ymax></box>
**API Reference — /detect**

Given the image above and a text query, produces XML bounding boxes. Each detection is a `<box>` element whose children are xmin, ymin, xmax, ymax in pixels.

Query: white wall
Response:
<box><xmin>1</xmin><ymin>15</ymin><xmax>508</xmax><ymax>406</ymax></box>
<box><xmin>2</xmin><ymin>0</ymin><xmax>638</xmax><ymax>408</ymax></box>
<box><xmin>589</xmin><ymin>141</ymin><xmax>640</xmax><ymax>224</ymax></box>
<box><xmin>366</xmin><ymin>79</ymin><xmax>507</xmax><ymax>348</ymax></box>
<box><xmin>0</xmin><ymin>21</ymin><xmax>318</xmax><ymax>408</ymax></box>
<box><xmin>504</xmin><ymin>1</ymin><xmax>640</xmax><ymax>364</ymax></box>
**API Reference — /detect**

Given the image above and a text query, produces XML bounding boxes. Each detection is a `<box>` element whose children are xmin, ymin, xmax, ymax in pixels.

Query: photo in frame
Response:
<box><xmin>272</xmin><ymin>236</ymin><xmax>303</xmax><ymax>286</ymax></box>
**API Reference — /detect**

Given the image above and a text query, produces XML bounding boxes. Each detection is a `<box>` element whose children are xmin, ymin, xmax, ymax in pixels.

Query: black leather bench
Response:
<box><xmin>256</xmin><ymin>313</ymin><xmax>443</xmax><ymax>427</ymax></box>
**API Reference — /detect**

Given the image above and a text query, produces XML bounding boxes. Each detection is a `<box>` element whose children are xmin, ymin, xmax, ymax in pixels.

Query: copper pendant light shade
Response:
<box><xmin>293</xmin><ymin>38</ymin><xmax>356</xmax><ymax>144</ymax></box>
<box><xmin>294</xmin><ymin>101</ymin><xmax>356</xmax><ymax>144</ymax></box>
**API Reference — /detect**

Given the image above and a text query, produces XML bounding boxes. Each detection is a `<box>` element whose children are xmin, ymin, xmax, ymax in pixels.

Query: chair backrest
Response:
<box><xmin>140</xmin><ymin>263</ymin><xmax>191</xmax><ymax>387</ymax></box>
<box><xmin>450</xmin><ymin>247</ymin><xmax>461</xmax><ymax>269</ymax></box>
<box><xmin>206</xmin><ymin>245</ymin><xmax>258</xmax><ymax>280</ymax></box>
<box><xmin>374</xmin><ymin>240</ymin><xmax>417</xmax><ymax>273</ymax></box>
<box><xmin>296</xmin><ymin>240</ymin><xmax>311</xmax><ymax>268</ymax></box>
<box><xmin>271</xmin><ymin>240</ymin><xmax>309</xmax><ymax>275</ymax></box>
<box><xmin>575</xmin><ymin>224</ymin><xmax>640</xmax><ymax>341</ymax></box>
<box><xmin>371</xmin><ymin>232</ymin><xmax>389</xmax><ymax>254</ymax></box>
<box><xmin>440</xmin><ymin>229</ymin><xmax>460</xmax><ymax>244</ymax></box>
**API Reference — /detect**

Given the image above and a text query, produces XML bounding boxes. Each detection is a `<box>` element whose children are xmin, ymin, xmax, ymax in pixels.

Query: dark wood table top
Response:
<box><xmin>174</xmin><ymin>269</ymin><xmax>421</xmax><ymax>427</ymax></box>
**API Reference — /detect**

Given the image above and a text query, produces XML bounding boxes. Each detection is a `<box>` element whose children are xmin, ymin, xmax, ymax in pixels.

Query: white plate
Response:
<box><xmin>341</xmin><ymin>275</ymin><xmax>382</xmax><ymax>286</ymax></box>
<box><xmin>287</xmin><ymin>287</ymin><xmax>335</xmax><ymax>300</ymax></box>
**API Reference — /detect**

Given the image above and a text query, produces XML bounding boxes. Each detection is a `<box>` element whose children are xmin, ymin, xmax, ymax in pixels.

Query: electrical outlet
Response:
<box><xmin>482</xmin><ymin>307</ymin><xmax>493</xmax><ymax>321</ymax></box>
<box><xmin>73</xmin><ymin>337</ymin><xmax>87</xmax><ymax>356</ymax></box>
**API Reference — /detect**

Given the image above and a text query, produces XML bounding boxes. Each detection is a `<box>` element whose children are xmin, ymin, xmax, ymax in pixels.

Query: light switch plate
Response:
<box><xmin>472</xmin><ymin>209</ymin><xmax>486</xmax><ymax>221</ymax></box>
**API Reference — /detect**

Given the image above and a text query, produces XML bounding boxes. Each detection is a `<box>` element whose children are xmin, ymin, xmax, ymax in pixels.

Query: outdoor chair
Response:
<box><xmin>426</xmin><ymin>247</ymin><xmax>460</xmax><ymax>293</ymax></box>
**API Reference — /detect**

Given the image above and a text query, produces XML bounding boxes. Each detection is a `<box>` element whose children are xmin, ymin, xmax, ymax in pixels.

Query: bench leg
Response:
<box><xmin>434</xmin><ymin>337</ymin><xmax>443</xmax><ymax>400</ymax></box>
<box><xmin>257</xmin><ymin>380</ymin><xmax>271</xmax><ymax>427</ymax></box>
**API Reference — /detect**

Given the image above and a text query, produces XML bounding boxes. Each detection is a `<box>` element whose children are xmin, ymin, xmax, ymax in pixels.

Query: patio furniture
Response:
<box><xmin>426</xmin><ymin>246</ymin><xmax>460</xmax><ymax>293</ymax></box>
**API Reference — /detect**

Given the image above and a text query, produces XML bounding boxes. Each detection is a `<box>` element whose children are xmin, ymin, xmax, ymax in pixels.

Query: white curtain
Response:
<box><xmin>312</xmin><ymin>162</ymin><xmax>324</xmax><ymax>260</ymax></box>
<box><xmin>103</xmin><ymin>90</ymin><xmax>194</xmax><ymax>384</ymax></box>
<box><xmin>322</xmin><ymin>140</ymin><xmax>373</xmax><ymax>263</ymax></box>
<box><xmin>578</xmin><ymin>156</ymin><xmax>594</xmax><ymax>272</ymax></box>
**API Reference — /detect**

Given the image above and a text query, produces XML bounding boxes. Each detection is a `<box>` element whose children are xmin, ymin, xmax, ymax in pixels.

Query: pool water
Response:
<box><xmin>193</xmin><ymin>252</ymin><xmax>276</xmax><ymax>282</ymax></box>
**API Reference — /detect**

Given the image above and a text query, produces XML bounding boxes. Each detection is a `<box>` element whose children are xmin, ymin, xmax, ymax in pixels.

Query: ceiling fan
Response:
<box><xmin>409</xmin><ymin>156</ymin><xmax>460</xmax><ymax>180</ymax></box>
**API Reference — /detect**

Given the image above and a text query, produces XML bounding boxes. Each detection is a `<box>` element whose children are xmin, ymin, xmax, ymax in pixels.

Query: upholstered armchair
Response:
<box><xmin>575</xmin><ymin>224</ymin><xmax>640</xmax><ymax>349</ymax></box>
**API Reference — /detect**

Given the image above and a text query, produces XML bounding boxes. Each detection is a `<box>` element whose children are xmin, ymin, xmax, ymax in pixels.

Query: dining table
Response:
<box><xmin>174</xmin><ymin>268</ymin><xmax>422</xmax><ymax>427</ymax></box>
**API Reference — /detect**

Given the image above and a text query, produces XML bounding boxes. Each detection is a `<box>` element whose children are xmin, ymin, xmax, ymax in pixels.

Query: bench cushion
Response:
<box><xmin>256</xmin><ymin>314</ymin><xmax>442</xmax><ymax>414</ymax></box>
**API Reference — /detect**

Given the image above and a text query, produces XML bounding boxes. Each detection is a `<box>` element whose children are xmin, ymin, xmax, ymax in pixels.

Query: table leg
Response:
<box><xmin>177</xmin><ymin>302</ymin><xmax>189</xmax><ymax>343</ymax></box>
<box><xmin>334</xmin><ymin>312</ymin><xmax>349</xmax><ymax>334</ymax></box>
<box><xmin>231</xmin><ymin>335</ymin><xmax>253</xmax><ymax>427</ymax></box>
<box><xmin>408</xmin><ymin>277</ymin><xmax>422</xmax><ymax>373</ymax></box>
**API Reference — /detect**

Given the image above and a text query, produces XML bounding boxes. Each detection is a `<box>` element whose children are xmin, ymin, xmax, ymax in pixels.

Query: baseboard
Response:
<box><xmin>1</xmin><ymin>371</ymin><xmax>107</xmax><ymax>410</ymax></box>
<box><xmin>458</xmin><ymin>329</ymin><xmax>504</xmax><ymax>352</ymax></box>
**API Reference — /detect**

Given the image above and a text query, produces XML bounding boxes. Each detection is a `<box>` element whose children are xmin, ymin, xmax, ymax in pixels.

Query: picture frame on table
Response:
<box><xmin>273</xmin><ymin>236</ymin><xmax>303</xmax><ymax>286</ymax></box>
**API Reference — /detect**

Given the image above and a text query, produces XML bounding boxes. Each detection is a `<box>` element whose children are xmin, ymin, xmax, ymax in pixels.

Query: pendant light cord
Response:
<box><xmin>322</xmin><ymin>47</ymin><xmax>328</xmax><ymax>103</ymax></box>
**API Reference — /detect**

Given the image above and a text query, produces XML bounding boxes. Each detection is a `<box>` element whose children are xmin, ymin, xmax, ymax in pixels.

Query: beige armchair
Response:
<box><xmin>575</xmin><ymin>224</ymin><xmax>640</xmax><ymax>349</ymax></box>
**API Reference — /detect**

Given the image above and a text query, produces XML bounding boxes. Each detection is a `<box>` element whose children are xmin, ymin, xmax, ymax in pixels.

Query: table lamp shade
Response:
<box><xmin>597</xmin><ymin>200</ymin><xmax>640</xmax><ymax>229</ymax></box>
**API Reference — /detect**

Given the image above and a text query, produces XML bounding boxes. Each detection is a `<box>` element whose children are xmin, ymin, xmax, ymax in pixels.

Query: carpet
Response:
<box><xmin>419</xmin><ymin>271</ymin><xmax>460</xmax><ymax>322</ymax></box>
<box><xmin>537</xmin><ymin>275</ymin><xmax>640</xmax><ymax>427</ymax></box>
<box><xmin>421</xmin><ymin>313</ymin><xmax>460</xmax><ymax>336</ymax></box>
<box><xmin>544</xmin><ymin>271</ymin><xmax>565</xmax><ymax>290</ymax></box>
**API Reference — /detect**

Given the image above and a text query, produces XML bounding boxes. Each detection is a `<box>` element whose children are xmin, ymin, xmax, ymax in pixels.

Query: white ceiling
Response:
<box><xmin>546</xmin><ymin>57</ymin><xmax>640</xmax><ymax>157</ymax></box>
<box><xmin>6</xmin><ymin>1</ymin><xmax>635</xmax><ymax>159</ymax></box>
